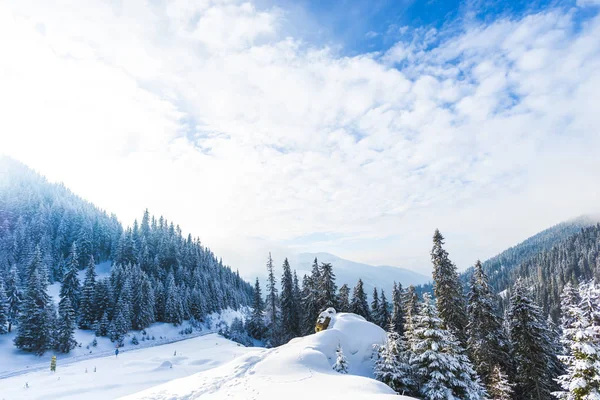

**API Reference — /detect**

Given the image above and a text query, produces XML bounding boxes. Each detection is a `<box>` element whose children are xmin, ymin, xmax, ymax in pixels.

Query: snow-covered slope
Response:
<box><xmin>296</xmin><ymin>252</ymin><xmax>430</xmax><ymax>296</ymax></box>
<box><xmin>123</xmin><ymin>313</ymin><xmax>417</xmax><ymax>400</ymax></box>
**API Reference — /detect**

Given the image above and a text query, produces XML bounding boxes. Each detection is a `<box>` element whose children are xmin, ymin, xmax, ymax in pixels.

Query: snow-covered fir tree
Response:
<box><xmin>280</xmin><ymin>258</ymin><xmax>300</xmax><ymax>342</ymax></box>
<box><xmin>378</xmin><ymin>290</ymin><xmax>390</xmax><ymax>329</ymax></box>
<box><xmin>337</xmin><ymin>284</ymin><xmax>350</xmax><ymax>313</ymax></box>
<box><xmin>79</xmin><ymin>256</ymin><xmax>97</xmax><ymax>329</ymax></box>
<box><xmin>508</xmin><ymin>278</ymin><xmax>560</xmax><ymax>399</ymax></box>
<box><xmin>248</xmin><ymin>278</ymin><xmax>265</xmax><ymax>339</ymax></box>
<box><xmin>60</xmin><ymin>244</ymin><xmax>81</xmax><ymax>315</ymax></box>
<box><xmin>467</xmin><ymin>260</ymin><xmax>511</xmax><ymax>386</ymax></box>
<box><xmin>350</xmin><ymin>279</ymin><xmax>370</xmax><ymax>320</ymax></box>
<box><xmin>265</xmin><ymin>253</ymin><xmax>280</xmax><ymax>346</ymax></box>
<box><xmin>318</xmin><ymin>262</ymin><xmax>337</xmax><ymax>310</ymax></box>
<box><xmin>554</xmin><ymin>281</ymin><xmax>600</xmax><ymax>400</ymax></box>
<box><xmin>431</xmin><ymin>229</ymin><xmax>468</xmax><ymax>344</ymax></box>
<box><xmin>55</xmin><ymin>296</ymin><xmax>77</xmax><ymax>353</ymax></box>
<box><xmin>4</xmin><ymin>266</ymin><xmax>22</xmax><ymax>333</ymax></box>
<box><xmin>333</xmin><ymin>343</ymin><xmax>349</xmax><ymax>374</ymax></box>
<box><xmin>375</xmin><ymin>329</ymin><xmax>413</xmax><ymax>394</ymax></box>
<box><xmin>410</xmin><ymin>293</ymin><xmax>486</xmax><ymax>400</ymax></box>
<box><xmin>95</xmin><ymin>311</ymin><xmax>109</xmax><ymax>337</ymax></box>
<box><xmin>402</xmin><ymin>285</ymin><xmax>419</xmax><ymax>343</ymax></box>
<box><xmin>390</xmin><ymin>282</ymin><xmax>404</xmax><ymax>334</ymax></box>
<box><xmin>131</xmin><ymin>266</ymin><xmax>155</xmax><ymax>330</ymax></box>
<box><xmin>301</xmin><ymin>258</ymin><xmax>321</xmax><ymax>335</ymax></box>
<box><xmin>14</xmin><ymin>247</ymin><xmax>55</xmax><ymax>355</ymax></box>
<box><xmin>371</xmin><ymin>287</ymin><xmax>380</xmax><ymax>324</ymax></box>
<box><xmin>0</xmin><ymin>277</ymin><xmax>8</xmax><ymax>334</ymax></box>
<box><xmin>164</xmin><ymin>272</ymin><xmax>183</xmax><ymax>325</ymax></box>
<box><xmin>488</xmin><ymin>365</ymin><xmax>514</xmax><ymax>400</ymax></box>
<box><xmin>293</xmin><ymin>271</ymin><xmax>303</xmax><ymax>333</ymax></box>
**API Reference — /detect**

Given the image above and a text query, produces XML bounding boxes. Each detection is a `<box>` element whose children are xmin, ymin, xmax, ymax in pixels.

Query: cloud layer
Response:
<box><xmin>1</xmin><ymin>0</ymin><xmax>599</xmax><ymax>277</ymax></box>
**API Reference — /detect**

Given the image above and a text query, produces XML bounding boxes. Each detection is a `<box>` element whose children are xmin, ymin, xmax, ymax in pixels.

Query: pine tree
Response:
<box><xmin>280</xmin><ymin>258</ymin><xmax>299</xmax><ymax>342</ymax></box>
<box><xmin>0</xmin><ymin>277</ymin><xmax>8</xmax><ymax>334</ymax></box>
<box><xmin>61</xmin><ymin>243</ymin><xmax>81</xmax><ymax>314</ymax></box>
<box><xmin>554</xmin><ymin>281</ymin><xmax>600</xmax><ymax>400</ymax></box>
<box><xmin>467</xmin><ymin>260</ymin><xmax>511</xmax><ymax>385</ymax></box>
<box><xmin>164</xmin><ymin>273</ymin><xmax>182</xmax><ymax>325</ymax></box>
<box><xmin>265</xmin><ymin>253</ymin><xmax>280</xmax><ymax>346</ymax></box>
<box><xmin>403</xmin><ymin>285</ymin><xmax>420</xmax><ymax>342</ymax></box>
<box><xmin>488</xmin><ymin>365</ymin><xmax>514</xmax><ymax>400</ymax></box>
<box><xmin>337</xmin><ymin>284</ymin><xmax>350</xmax><ymax>312</ymax></box>
<box><xmin>371</xmin><ymin>287</ymin><xmax>380</xmax><ymax>324</ymax></box>
<box><xmin>301</xmin><ymin>258</ymin><xmax>322</xmax><ymax>335</ymax></box>
<box><xmin>431</xmin><ymin>229</ymin><xmax>468</xmax><ymax>343</ymax></box>
<box><xmin>109</xmin><ymin>306</ymin><xmax>128</xmax><ymax>346</ymax></box>
<box><xmin>14</xmin><ymin>247</ymin><xmax>54</xmax><ymax>355</ymax></box>
<box><xmin>79</xmin><ymin>256</ymin><xmax>97</xmax><ymax>329</ymax></box>
<box><xmin>375</xmin><ymin>329</ymin><xmax>413</xmax><ymax>394</ymax></box>
<box><xmin>317</xmin><ymin>262</ymin><xmax>337</xmax><ymax>310</ymax></box>
<box><xmin>5</xmin><ymin>266</ymin><xmax>22</xmax><ymax>333</ymax></box>
<box><xmin>95</xmin><ymin>311</ymin><xmax>109</xmax><ymax>337</ymax></box>
<box><xmin>131</xmin><ymin>270</ymin><xmax>155</xmax><ymax>330</ymax></box>
<box><xmin>378</xmin><ymin>290</ymin><xmax>390</xmax><ymax>329</ymax></box>
<box><xmin>333</xmin><ymin>343</ymin><xmax>349</xmax><ymax>374</ymax></box>
<box><xmin>56</xmin><ymin>296</ymin><xmax>77</xmax><ymax>353</ymax></box>
<box><xmin>508</xmin><ymin>278</ymin><xmax>559</xmax><ymax>400</ymax></box>
<box><xmin>248</xmin><ymin>278</ymin><xmax>265</xmax><ymax>339</ymax></box>
<box><xmin>350</xmin><ymin>279</ymin><xmax>370</xmax><ymax>320</ymax></box>
<box><xmin>292</xmin><ymin>270</ymin><xmax>303</xmax><ymax>334</ymax></box>
<box><xmin>390</xmin><ymin>282</ymin><xmax>404</xmax><ymax>334</ymax></box>
<box><xmin>410</xmin><ymin>293</ymin><xmax>486</xmax><ymax>400</ymax></box>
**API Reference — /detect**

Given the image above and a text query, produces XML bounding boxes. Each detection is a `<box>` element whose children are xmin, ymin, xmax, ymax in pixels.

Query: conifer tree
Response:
<box><xmin>60</xmin><ymin>243</ymin><xmax>81</xmax><ymax>314</ymax></box>
<box><xmin>508</xmin><ymin>278</ymin><xmax>559</xmax><ymax>399</ymax></box>
<box><xmin>431</xmin><ymin>229</ymin><xmax>468</xmax><ymax>343</ymax></box>
<box><xmin>378</xmin><ymin>290</ymin><xmax>391</xmax><ymax>329</ymax></box>
<box><xmin>333</xmin><ymin>343</ymin><xmax>349</xmax><ymax>374</ymax></box>
<box><xmin>5</xmin><ymin>266</ymin><xmax>21</xmax><ymax>333</ymax></box>
<box><xmin>164</xmin><ymin>273</ymin><xmax>183</xmax><ymax>325</ymax></box>
<box><xmin>403</xmin><ymin>285</ymin><xmax>419</xmax><ymax>343</ymax></box>
<box><xmin>56</xmin><ymin>296</ymin><xmax>77</xmax><ymax>353</ymax></box>
<box><xmin>79</xmin><ymin>256</ymin><xmax>97</xmax><ymax>329</ymax></box>
<box><xmin>292</xmin><ymin>270</ymin><xmax>303</xmax><ymax>333</ymax></box>
<box><xmin>375</xmin><ymin>329</ymin><xmax>413</xmax><ymax>394</ymax></box>
<box><xmin>301</xmin><ymin>258</ymin><xmax>322</xmax><ymax>334</ymax></box>
<box><xmin>467</xmin><ymin>260</ymin><xmax>511</xmax><ymax>385</ymax></box>
<box><xmin>265</xmin><ymin>253</ymin><xmax>280</xmax><ymax>346</ymax></box>
<box><xmin>410</xmin><ymin>293</ymin><xmax>486</xmax><ymax>400</ymax></box>
<box><xmin>337</xmin><ymin>284</ymin><xmax>350</xmax><ymax>312</ymax></box>
<box><xmin>14</xmin><ymin>247</ymin><xmax>54</xmax><ymax>355</ymax></box>
<box><xmin>555</xmin><ymin>281</ymin><xmax>600</xmax><ymax>400</ymax></box>
<box><xmin>248</xmin><ymin>278</ymin><xmax>265</xmax><ymax>339</ymax></box>
<box><xmin>280</xmin><ymin>258</ymin><xmax>299</xmax><ymax>342</ymax></box>
<box><xmin>95</xmin><ymin>311</ymin><xmax>109</xmax><ymax>337</ymax></box>
<box><xmin>371</xmin><ymin>287</ymin><xmax>380</xmax><ymax>324</ymax></box>
<box><xmin>0</xmin><ymin>277</ymin><xmax>8</xmax><ymax>334</ymax></box>
<box><xmin>488</xmin><ymin>365</ymin><xmax>514</xmax><ymax>400</ymax></box>
<box><xmin>390</xmin><ymin>282</ymin><xmax>404</xmax><ymax>334</ymax></box>
<box><xmin>318</xmin><ymin>262</ymin><xmax>337</xmax><ymax>310</ymax></box>
<box><xmin>350</xmin><ymin>279</ymin><xmax>370</xmax><ymax>320</ymax></box>
<box><xmin>131</xmin><ymin>270</ymin><xmax>155</xmax><ymax>330</ymax></box>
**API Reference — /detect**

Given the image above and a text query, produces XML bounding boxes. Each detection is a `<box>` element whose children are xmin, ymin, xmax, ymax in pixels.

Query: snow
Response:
<box><xmin>0</xmin><ymin>333</ymin><xmax>253</xmax><ymax>399</ymax></box>
<box><xmin>123</xmin><ymin>313</ymin><xmax>418</xmax><ymax>400</ymax></box>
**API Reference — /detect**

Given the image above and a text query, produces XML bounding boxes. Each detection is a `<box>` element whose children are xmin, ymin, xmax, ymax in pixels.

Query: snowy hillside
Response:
<box><xmin>124</xmin><ymin>313</ymin><xmax>417</xmax><ymax>400</ymax></box>
<box><xmin>296</xmin><ymin>252</ymin><xmax>430</xmax><ymax>296</ymax></box>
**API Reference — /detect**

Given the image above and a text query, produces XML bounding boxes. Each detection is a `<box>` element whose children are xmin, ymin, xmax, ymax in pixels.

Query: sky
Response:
<box><xmin>1</xmin><ymin>0</ymin><xmax>599</xmax><ymax>279</ymax></box>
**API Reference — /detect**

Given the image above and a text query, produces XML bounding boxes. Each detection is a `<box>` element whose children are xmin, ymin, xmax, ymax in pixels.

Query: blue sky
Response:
<box><xmin>1</xmin><ymin>0</ymin><xmax>599</xmax><ymax>278</ymax></box>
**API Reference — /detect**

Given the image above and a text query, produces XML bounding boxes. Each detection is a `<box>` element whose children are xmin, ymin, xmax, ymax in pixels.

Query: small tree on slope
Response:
<box><xmin>333</xmin><ymin>343</ymin><xmax>349</xmax><ymax>374</ymax></box>
<box><xmin>375</xmin><ymin>329</ymin><xmax>413</xmax><ymax>394</ymax></box>
<box><xmin>554</xmin><ymin>281</ymin><xmax>600</xmax><ymax>400</ymax></box>
<box><xmin>488</xmin><ymin>365</ymin><xmax>514</xmax><ymax>400</ymax></box>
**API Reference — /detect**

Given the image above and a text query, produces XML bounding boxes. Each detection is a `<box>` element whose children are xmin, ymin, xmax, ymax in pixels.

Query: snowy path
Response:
<box><xmin>0</xmin><ymin>334</ymin><xmax>256</xmax><ymax>400</ymax></box>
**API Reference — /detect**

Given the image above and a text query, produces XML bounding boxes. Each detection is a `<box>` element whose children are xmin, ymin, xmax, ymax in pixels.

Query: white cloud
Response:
<box><xmin>0</xmin><ymin>1</ymin><xmax>599</xmax><ymax>279</ymax></box>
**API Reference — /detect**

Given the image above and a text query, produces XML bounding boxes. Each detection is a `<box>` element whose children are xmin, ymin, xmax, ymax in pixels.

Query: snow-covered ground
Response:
<box><xmin>0</xmin><ymin>333</ymin><xmax>253</xmax><ymax>399</ymax></box>
<box><xmin>124</xmin><ymin>312</ymin><xmax>417</xmax><ymax>400</ymax></box>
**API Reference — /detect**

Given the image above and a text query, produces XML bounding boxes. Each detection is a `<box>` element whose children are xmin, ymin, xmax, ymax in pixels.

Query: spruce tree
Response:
<box><xmin>333</xmin><ymin>343</ymin><xmax>349</xmax><ymax>374</ymax></box>
<box><xmin>248</xmin><ymin>278</ymin><xmax>265</xmax><ymax>339</ymax></box>
<box><xmin>318</xmin><ymin>262</ymin><xmax>337</xmax><ymax>310</ymax></box>
<box><xmin>265</xmin><ymin>253</ymin><xmax>280</xmax><ymax>346</ymax></box>
<box><xmin>79</xmin><ymin>256</ymin><xmax>97</xmax><ymax>329</ymax></box>
<box><xmin>95</xmin><ymin>311</ymin><xmax>109</xmax><ymax>337</ymax></box>
<box><xmin>14</xmin><ymin>247</ymin><xmax>54</xmax><ymax>355</ymax></box>
<box><xmin>467</xmin><ymin>260</ymin><xmax>511</xmax><ymax>385</ymax></box>
<box><xmin>280</xmin><ymin>258</ymin><xmax>299</xmax><ymax>342</ymax></box>
<box><xmin>403</xmin><ymin>285</ymin><xmax>419</xmax><ymax>343</ymax></box>
<box><xmin>375</xmin><ymin>329</ymin><xmax>413</xmax><ymax>394</ymax></box>
<box><xmin>61</xmin><ymin>243</ymin><xmax>81</xmax><ymax>314</ymax></box>
<box><xmin>508</xmin><ymin>278</ymin><xmax>559</xmax><ymax>400</ymax></box>
<box><xmin>371</xmin><ymin>287</ymin><xmax>380</xmax><ymax>324</ymax></box>
<box><xmin>301</xmin><ymin>259</ymin><xmax>322</xmax><ymax>335</ymax></box>
<box><xmin>0</xmin><ymin>277</ymin><xmax>8</xmax><ymax>334</ymax></box>
<box><xmin>488</xmin><ymin>365</ymin><xmax>514</xmax><ymax>400</ymax></box>
<box><xmin>131</xmin><ymin>270</ymin><xmax>155</xmax><ymax>330</ymax></box>
<box><xmin>350</xmin><ymin>279</ymin><xmax>370</xmax><ymax>320</ymax></box>
<box><xmin>378</xmin><ymin>290</ymin><xmax>391</xmax><ymax>329</ymax></box>
<box><xmin>56</xmin><ymin>296</ymin><xmax>77</xmax><ymax>353</ymax></box>
<box><xmin>164</xmin><ymin>273</ymin><xmax>183</xmax><ymax>325</ymax></box>
<box><xmin>431</xmin><ymin>229</ymin><xmax>467</xmax><ymax>343</ymax></box>
<box><xmin>5</xmin><ymin>266</ymin><xmax>22</xmax><ymax>333</ymax></box>
<box><xmin>292</xmin><ymin>270</ymin><xmax>303</xmax><ymax>334</ymax></box>
<box><xmin>337</xmin><ymin>284</ymin><xmax>350</xmax><ymax>312</ymax></box>
<box><xmin>390</xmin><ymin>282</ymin><xmax>404</xmax><ymax>334</ymax></box>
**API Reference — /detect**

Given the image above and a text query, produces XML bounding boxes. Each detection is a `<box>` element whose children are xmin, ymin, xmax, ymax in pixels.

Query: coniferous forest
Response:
<box><xmin>2</xmin><ymin>156</ymin><xmax>600</xmax><ymax>399</ymax></box>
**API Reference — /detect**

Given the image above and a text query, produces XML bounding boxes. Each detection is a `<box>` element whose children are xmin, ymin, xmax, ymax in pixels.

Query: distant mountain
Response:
<box><xmin>293</xmin><ymin>252</ymin><xmax>431</xmax><ymax>297</ymax></box>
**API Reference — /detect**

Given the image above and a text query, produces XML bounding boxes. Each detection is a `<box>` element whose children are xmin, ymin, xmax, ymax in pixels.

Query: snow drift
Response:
<box><xmin>122</xmin><ymin>312</ymin><xmax>416</xmax><ymax>399</ymax></box>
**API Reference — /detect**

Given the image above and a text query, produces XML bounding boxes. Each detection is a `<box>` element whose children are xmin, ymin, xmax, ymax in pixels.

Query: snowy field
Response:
<box><xmin>124</xmin><ymin>313</ymin><xmax>417</xmax><ymax>400</ymax></box>
<box><xmin>0</xmin><ymin>333</ymin><xmax>254</xmax><ymax>400</ymax></box>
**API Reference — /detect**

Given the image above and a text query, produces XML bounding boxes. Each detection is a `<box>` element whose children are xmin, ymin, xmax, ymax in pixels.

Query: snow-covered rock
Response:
<box><xmin>123</xmin><ymin>313</ymin><xmax>417</xmax><ymax>399</ymax></box>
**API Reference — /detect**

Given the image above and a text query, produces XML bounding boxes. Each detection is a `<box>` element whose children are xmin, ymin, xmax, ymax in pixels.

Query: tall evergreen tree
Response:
<box><xmin>431</xmin><ymin>229</ymin><xmax>468</xmax><ymax>343</ymax></box>
<box><xmin>375</xmin><ymin>329</ymin><xmax>413</xmax><ymax>394</ymax></box>
<box><xmin>248</xmin><ymin>278</ymin><xmax>265</xmax><ymax>339</ymax></box>
<box><xmin>60</xmin><ymin>243</ymin><xmax>81</xmax><ymax>314</ymax></box>
<box><xmin>390</xmin><ymin>282</ymin><xmax>404</xmax><ymax>334</ymax></box>
<box><xmin>508</xmin><ymin>278</ymin><xmax>560</xmax><ymax>400</ymax></box>
<box><xmin>0</xmin><ymin>277</ymin><xmax>8</xmax><ymax>334</ymax></box>
<box><xmin>14</xmin><ymin>247</ymin><xmax>54</xmax><ymax>355</ymax></box>
<box><xmin>301</xmin><ymin>258</ymin><xmax>322</xmax><ymax>335</ymax></box>
<box><xmin>350</xmin><ymin>279</ymin><xmax>370</xmax><ymax>320</ymax></box>
<box><xmin>280</xmin><ymin>258</ymin><xmax>299</xmax><ymax>342</ymax></box>
<box><xmin>337</xmin><ymin>284</ymin><xmax>350</xmax><ymax>312</ymax></box>
<box><xmin>403</xmin><ymin>285</ymin><xmax>419</xmax><ymax>343</ymax></box>
<box><xmin>292</xmin><ymin>270</ymin><xmax>303</xmax><ymax>335</ymax></box>
<box><xmin>79</xmin><ymin>256</ymin><xmax>97</xmax><ymax>329</ymax></box>
<box><xmin>56</xmin><ymin>296</ymin><xmax>77</xmax><ymax>353</ymax></box>
<box><xmin>5</xmin><ymin>266</ymin><xmax>21</xmax><ymax>333</ymax></box>
<box><xmin>378</xmin><ymin>290</ymin><xmax>391</xmax><ymax>329</ymax></box>
<box><xmin>265</xmin><ymin>253</ymin><xmax>280</xmax><ymax>346</ymax></box>
<box><xmin>371</xmin><ymin>287</ymin><xmax>380</xmax><ymax>324</ymax></box>
<box><xmin>164</xmin><ymin>272</ymin><xmax>183</xmax><ymax>325</ymax></box>
<box><xmin>467</xmin><ymin>260</ymin><xmax>511</xmax><ymax>386</ymax></box>
<box><xmin>488</xmin><ymin>365</ymin><xmax>514</xmax><ymax>400</ymax></box>
<box><xmin>131</xmin><ymin>269</ymin><xmax>155</xmax><ymax>330</ymax></box>
<box><xmin>318</xmin><ymin>262</ymin><xmax>337</xmax><ymax>310</ymax></box>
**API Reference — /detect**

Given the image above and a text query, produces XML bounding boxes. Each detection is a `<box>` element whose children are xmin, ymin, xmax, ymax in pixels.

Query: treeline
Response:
<box><xmin>0</xmin><ymin>158</ymin><xmax>253</xmax><ymax>354</ymax></box>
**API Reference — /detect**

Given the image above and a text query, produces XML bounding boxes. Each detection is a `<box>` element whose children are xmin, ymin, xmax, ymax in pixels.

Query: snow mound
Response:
<box><xmin>122</xmin><ymin>313</ymin><xmax>417</xmax><ymax>400</ymax></box>
<box><xmin>156</xmin><ymin>361</ymin><xmax>173</xmax><ymax>369</ymax></box>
